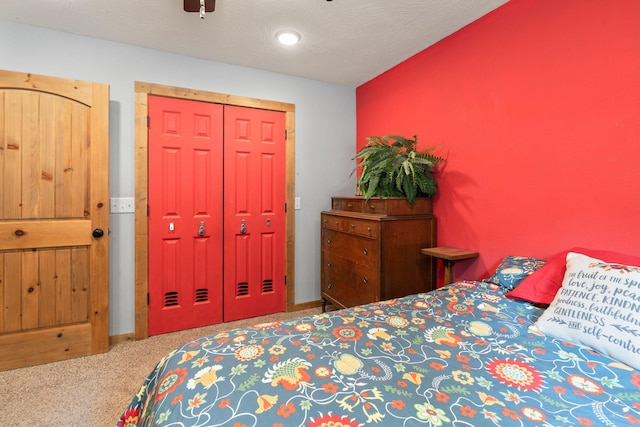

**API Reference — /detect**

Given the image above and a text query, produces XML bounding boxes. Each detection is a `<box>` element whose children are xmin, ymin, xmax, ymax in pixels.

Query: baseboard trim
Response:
<box><xmin>110</xmin><ymin>300</ymin><xmax>322</xmax><ymax>344</ymax></box>
<box><xmin>287</xmin><ymin>299</ymin><xmax>322</xmax><ymax>311</ymax></box>
<box><xmin>109</xmin><ymin>333</ymin><xmax>135</xmax><ymax>347</ymax></box>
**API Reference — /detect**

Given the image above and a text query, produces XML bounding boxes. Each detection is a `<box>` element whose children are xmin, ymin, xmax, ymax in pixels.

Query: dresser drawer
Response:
<box><xmin>322</xmin><ymin>213</ymin><xmax>379</xmax><ymax>238</ymax></box>
<box><xmin>362</xmin><ymin>198</ymin><xmax>387</xmax><ymax>214</ymax></box>
<box><xmin>332</xmin><ymin>198</ymin><xmax>363</xmax><ymax>212</ymax></box>
<box><xmin>322</xmin><ymin>252</ymin><xmax>377</xmax><ymax>307</ymax></box>
<box><xmin>343</xmin><ymin>218</ymin><xmax>379</xmax><ymax>238</ymax></box>
<box><xmin>321</xmin><ymin>213</ymin><xmax>345</xmax><ymax>232</ymax></box>
<box><xmin>331</xmin><ymin>196</ymin><xmax>432</xmax><ymax>215</ymax></box>
<box><xmin>321</xmin><ymin>229</ymin><xmax>380</xmax><ymax>268</ymax></box>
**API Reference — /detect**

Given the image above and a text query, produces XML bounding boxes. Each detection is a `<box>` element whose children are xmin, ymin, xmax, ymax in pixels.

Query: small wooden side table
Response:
<box><xmin>421</xmin><ymin>247</ymin><xmax>479</xmax><ymax>286</ymax></box>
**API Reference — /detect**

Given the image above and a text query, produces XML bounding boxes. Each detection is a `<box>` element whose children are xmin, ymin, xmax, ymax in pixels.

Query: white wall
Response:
<box><xmin>0</xmin><ymin>21</ymin><xmax>357</xmax><ymax>336</ymax></box>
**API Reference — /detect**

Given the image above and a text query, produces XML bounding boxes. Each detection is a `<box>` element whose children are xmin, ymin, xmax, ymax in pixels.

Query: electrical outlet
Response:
<box><xmin>110</xmin><ymin>197</ymin><xmax>135</xmax><ymax>213</ymax></box>
<box><xmin>294</xmin><ymin>197</ymin><xmax>301</xmax><ymax>210</ymax></box>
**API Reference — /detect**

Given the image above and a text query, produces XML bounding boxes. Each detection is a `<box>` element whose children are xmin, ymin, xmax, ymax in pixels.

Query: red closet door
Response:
<box><xmin>223</xmin><ymin>106</ymin><xmax>286</xmax><ymax>321</ymax></box>
<box><xmin>148</xmin><ymin>96</ymin><xmax>223</xmax><ymax>335</ymax></box>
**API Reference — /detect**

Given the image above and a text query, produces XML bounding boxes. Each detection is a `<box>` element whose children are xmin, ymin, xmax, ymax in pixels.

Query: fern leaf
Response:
<box><xmin>237</xmin><ymin>373</ymin><xmax>260</xmax><ymax>392</ymax></box>
<box><xmin>439</xmin><ymin>385</ymin><xmax>472</xmax><ymax>395</ymax></box>
<box><xmin>383</xmin><ymin>384</ymin><xmax>414</xmax><ymax>397</ymax></box>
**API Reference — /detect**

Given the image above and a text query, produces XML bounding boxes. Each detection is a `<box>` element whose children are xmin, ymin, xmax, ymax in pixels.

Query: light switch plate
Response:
<box><xmin>110</xmin><ymin>197</ymin><xmax>135</xmax><ymax>213</ymax></box>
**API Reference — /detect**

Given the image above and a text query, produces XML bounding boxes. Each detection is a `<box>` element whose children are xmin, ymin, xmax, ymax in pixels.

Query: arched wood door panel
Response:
<box><xmin>0</xmin><ymin>70</ymin><xmax>109</xmax><ymax>370</ymax></box>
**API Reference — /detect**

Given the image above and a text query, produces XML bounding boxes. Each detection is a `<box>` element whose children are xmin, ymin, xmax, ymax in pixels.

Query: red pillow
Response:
<box><xmin>506</xmin><ymin>247</ymin><xmax>640</xmax><ymax>305</ymax></box>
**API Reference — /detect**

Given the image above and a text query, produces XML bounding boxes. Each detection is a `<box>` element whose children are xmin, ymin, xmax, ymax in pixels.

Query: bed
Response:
<box><xmin>118</xmin><ymin>249</ymin><xmax>640</xmax><ymax>426</ymax></box>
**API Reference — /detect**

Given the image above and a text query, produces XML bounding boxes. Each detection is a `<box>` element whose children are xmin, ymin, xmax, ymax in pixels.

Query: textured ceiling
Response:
<box><xmin>0</xmin><ymin>0</ymin><xmax>508</xmax><ymax>87</ymax></box>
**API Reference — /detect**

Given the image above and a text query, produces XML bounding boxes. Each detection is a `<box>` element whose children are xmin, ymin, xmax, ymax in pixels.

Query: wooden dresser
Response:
<box><xmin>321</xmin><ymin>196</ymin><xmax>437</xmax><ymax>311</ymax></box>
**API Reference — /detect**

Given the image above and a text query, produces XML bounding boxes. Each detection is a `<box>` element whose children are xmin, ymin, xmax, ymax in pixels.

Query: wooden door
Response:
<box><xmin>223</xmin><ymin>106</ymin><xmax>286</xmax><ymax>321</ymax></box>
<box><xmin>0</xmin><ymin>70</ymin><xmax>109</xmax><ymax>370</ymax></box>
<box><xmin>148</xmin><ymin>96</ymin><xmax>224</xmax><ymax>335</ymax></box>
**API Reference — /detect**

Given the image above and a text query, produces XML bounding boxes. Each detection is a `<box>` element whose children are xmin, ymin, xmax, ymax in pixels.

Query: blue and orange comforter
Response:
<box><xmin>118</xmin><ymin>281</ymin><xmax>640</xmax><ymax>426</ymax></box>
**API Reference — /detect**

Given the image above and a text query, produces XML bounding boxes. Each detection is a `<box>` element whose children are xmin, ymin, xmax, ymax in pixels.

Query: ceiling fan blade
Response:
<box><xmin>183</xmin><ymin>0</ymin><xmax>215</xmax><ymax>13</ymax></box>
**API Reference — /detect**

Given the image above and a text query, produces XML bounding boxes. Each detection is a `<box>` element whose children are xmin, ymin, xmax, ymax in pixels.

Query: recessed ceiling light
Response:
<box><xmin>276</xmin><ymin>30</ymin><xmax>301</xmax><ymax>46</ymax></box>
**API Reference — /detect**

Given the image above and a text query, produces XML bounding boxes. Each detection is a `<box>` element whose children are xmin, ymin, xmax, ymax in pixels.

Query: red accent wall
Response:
<box><xmin>356</xmin><ymin>0</ymin><xmax>640</xmax><ymax>284</ymax></box>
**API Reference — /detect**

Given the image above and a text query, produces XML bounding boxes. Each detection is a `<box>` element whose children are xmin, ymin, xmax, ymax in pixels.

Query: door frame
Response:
<box><xmin>134</xmin><ymin>81</ymin><xmax>303</xmax><ymax>340</ymax></box>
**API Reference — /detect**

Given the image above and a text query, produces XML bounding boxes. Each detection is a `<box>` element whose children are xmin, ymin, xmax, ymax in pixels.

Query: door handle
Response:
<box><xmin>92</xmin><ymin>228</ymin><xmax>104</xmax><ymax>238</ymax></box>
<box><xmin>240</xmin><ymin>219</ymin><xmax>247</xmax><ymax>234</ymax></box>
<box><xmin>198</xmin><ymin>221</ymin><xmax>205</xmax><ymax>236</ymax></box>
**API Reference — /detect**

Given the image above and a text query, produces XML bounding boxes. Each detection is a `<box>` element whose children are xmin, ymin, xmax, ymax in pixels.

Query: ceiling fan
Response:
<box><xmin>183</xmin><ymin>0</ymin><xmax>332</xmax><ymax>19</ymax></box>
<box><xmin>183</xmin><ymin>0</ymin><xmax>215</xmax><ymax>19</ymax></box>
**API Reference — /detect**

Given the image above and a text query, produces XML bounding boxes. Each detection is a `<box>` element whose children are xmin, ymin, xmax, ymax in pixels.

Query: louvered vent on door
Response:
<box><xmin>236</xmin><ymin>282</ymin><xmax>249</xmax><ymax>297</ymax></box>
<box><xmin>164</xmin><ymin>291</ymin><xmax>179</xmax><ymax>307</ymax></box>
<box><xmin>262</xmin><ymin>279</ymin><xmax>274</xmax><ymax>293</ymax></box>
<box><xmin>195</xmin><ymin>288</ymin><xmax>209</xmax><ymax>303</ymax></box>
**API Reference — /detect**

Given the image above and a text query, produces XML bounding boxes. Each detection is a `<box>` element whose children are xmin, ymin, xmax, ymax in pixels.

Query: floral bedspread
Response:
<box><xmin>118</xmin><ymin>281</ymin><xmax>640</xmax><ymax>426</ymax></box>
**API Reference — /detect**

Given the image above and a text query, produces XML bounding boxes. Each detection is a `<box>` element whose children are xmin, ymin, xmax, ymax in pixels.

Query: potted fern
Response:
<box><xmin>354</xmin><ymin>135</ymin><xmax>444</xmax><ymax>205</ymax></box>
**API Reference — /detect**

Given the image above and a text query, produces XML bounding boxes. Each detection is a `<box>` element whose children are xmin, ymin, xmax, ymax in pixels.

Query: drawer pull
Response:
<box><xmin>363</xmin><ymin>248</ymin><xmax>368</xmax><ymax>255</ymax></box>
<box><xmin>327</xmin><ymin>239</ymin><xmax>332</xmax><ymax>243</ymax></box>
<box><xmin>363</xmin><ymin>276</ymin><xmax>368</xmax><ymax>284</ymax></box>
<box><xmin>327</xmin><ymin>283</ymin><xmax>333</xmax><ymax>289</ymax></box>
<box><xmin>367</xmin><ymin>226</ymin><xmax>372</xmax><ymax>231</ymax></box>
<box><xmin>369</xmin><ymin>205</ymin><xmax>376</xmax><ymax>211</ymax></box>
<box><xmin>350</xmin><ymin>223</ymin><xmax>355</xmax><ymax>228</ymax></box>
<box><xmin>335</xmin><ymin>221</ymin><xmax>340</xmax><ymax>226</ymax></box>
<box><xmin>347</xmin><ymin>203</ymin><xmax>353</xmax><ymax>208</ymax></box>
<box><xmin>327</xmin><ymin>262</ymin><xmax>332</xmax><ymax>267</ymax></box>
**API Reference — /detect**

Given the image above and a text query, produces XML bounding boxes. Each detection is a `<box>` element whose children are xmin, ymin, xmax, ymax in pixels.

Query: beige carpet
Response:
<box><xmin>0</xmin><ymin>308</ymin><xmax>321</xmax><ymax>427</ymax></box>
